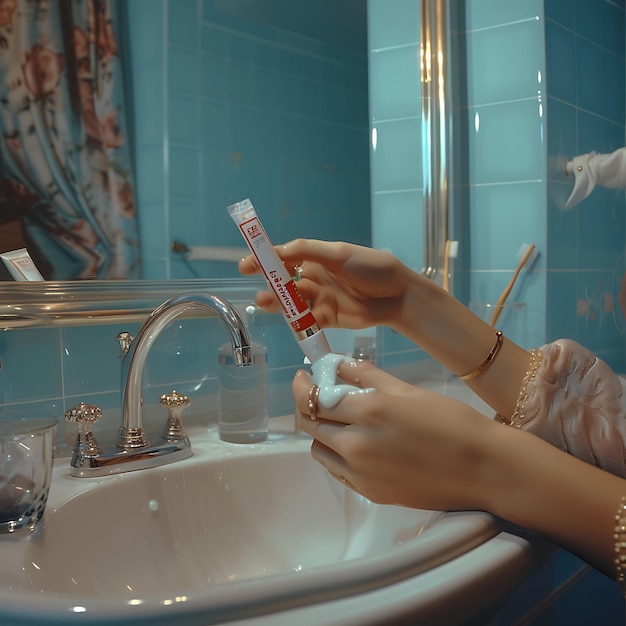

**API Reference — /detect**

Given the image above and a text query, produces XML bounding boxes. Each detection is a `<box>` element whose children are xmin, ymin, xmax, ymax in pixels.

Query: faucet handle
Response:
<box><xmin>65</xmin><ymin>401</ymin><xmax>102</xmax><ymax>428</ymax></box>
<box><xmin>65</xmin><ymin>402</ymin><xmax>103</xmax><ymax>460</ymax></box>
<box><xmin>160</xmin><ymin>390</ymin><xmax>190</xmax><ymax>442</ymax></box>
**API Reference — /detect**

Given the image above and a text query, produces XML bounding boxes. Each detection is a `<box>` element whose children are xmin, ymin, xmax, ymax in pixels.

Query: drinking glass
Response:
<box><xmin>0</xmin><ymin>412</ymin><xmax>57</xmax><ymax>534</ymax></box>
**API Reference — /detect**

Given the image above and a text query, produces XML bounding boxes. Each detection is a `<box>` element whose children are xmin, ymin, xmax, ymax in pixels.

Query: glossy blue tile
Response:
<box><xmin>575</xmin><ymin>269</ymin><xmax>625</xmax><ymax>357</ymax></box>
<box><xmin>577</xmin><ymin>109</ymin><xmax>606</xmax><ymax>154</ymax></box>
<box><xmin>141</xmin><ymin>256</ymin><xmax>170</xmax><ymax>280</ymax></box>
<box><xmin>371</xmin><ymin>190</ymin><xmax>424</xmax><ymax>271</ymax></box>
<box><xmin>468</xmin><ymin>99</ymin><xmax>546</xmax><ymax>185</ymax></box>
<box><xmin>131</xmin><ymin>65</ymin><xmax>165</xmax><ymax>149</ymax></box>
<box><xmin>367</xmin><ymin>0</ymin><xmax>419</xmax><ymax>50</ymax></box>
<box><xmin>369</xmin><ymin>45</ymin><xmax>421</xmax><ymax>120</ymax></box>
<box><xmin>576</xmin><ymin>38</ymin><xmax>604</xmax><ymax>114</ymax></box>
<box><xmin>465</xmin><ymin>0</ymin><xmax>542</xmax><ymax>31</ymax></box>
<box><xmin>200</xmin><ymin>22</ymin><xmax>230</xmax><ymax>58</ymax></box>
<box><xmin>578</xmin><ymin>188</ymin><xmax>625</xmax><ymax>270</ymax></box>
<box><xmin>135</xmin><ymin>147</ymin><xmax>166</xmax><ymax>204</ymax></box>
<box><xmin>137</xmin><ymin>198</ymin><xmax>168</xmax><ymax>261</ymax></box>
<box><xmin>199</xmin><ymin>53</ymin><xmax>233</xmax><ymax>101</ymax></box>
<box><xmin>169</xmin><ymin>93</ymin><xmax>200</xmax><ymax>145</ymax></box>
<box><xmin>168</xmin><ymin>199</ymin><xmax>205</xmax><ymax>248</ymax></box>
<box><xmin>601</xmin><ymin>1</ymin><xmax>625</xmax><ymax>58</ymax></box>
<box><xmin>545</xmin><ymin>21</ymin><xmax>577</xmax><ymax>104</ymax></box>
<box><xmin>126</xmin><ymin>0</ymin><xmax>165</xmax><ymax>62</ymax></box>
<box><xmin>575</xmin><ymin>0</ymin><xmax>605</xmax><ymax>46</ymax></box>
<box><xmin>0</xmin><ymin>329</ymin><xmax>62</xmax><ymax>403</ymax></box>
<box><xmin>604</xmin><ymin>118</ymin><xmax>626</xmax><ymax>154</ymax></box>
<box><xmin>199</xmin><ymin>99</ymin><xmax>234</xmax><ymax>151</ymax></box>
<box><xmin>546</xmin><ymin>270</ymin><xmax>578</xmax><ymax>342</ymax></box>
<box><xmin>61</xmin><ymin>325</ymin><xmax>125</xmax><ymax>397</ymax></box>
<box><xmin>545</xmin><ymin>0</ymin><xmax>576</xmax><ymax>30</ymax></box>
<box><xmin>167</xmin><ymin>0</ymin><xmax>199</xmax><ymax>48</ymax></box>
<box><xmin>602</xmin><ymin>51</ymin><xmax>625</xmax><ymax>125</ymax></box>
<box><xmin>168</xmin><ymin>146</ymin><xmax>200</xmax><ymax>201</ymax></box>
<box><xmin>168</xmin><ymin>46</ymin><xmax>200</xmax><ymax>97</ymax></box>
<box><xmin>547</xmin><ymin>97</ymin><xmax>577</xmax><ymax>178</ymax></box>
<box><xmin>466</xmin><ymin>18</ymin><xmax>545</xmax><ymax>106</ymax></box>
<box><xmin>548</xmin><ymin>197</ymin><xmax>579</xmax><ymax>269</ymax></box>
<box><xmin>370</xmin><ymin>117</ymin><xmax>422</xmax><ymax>192</ymax></box>
<box><xmin>469</xmin><ymin>182</ymin><xmax>546</xmax><ymax>271</ymax></box>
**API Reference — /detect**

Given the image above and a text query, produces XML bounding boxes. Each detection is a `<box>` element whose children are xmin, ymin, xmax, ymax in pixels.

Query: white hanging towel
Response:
<box><xmin>564</xmin><ymin>147</ymin><xmax>626</xmax><ymax>210</ymax></box>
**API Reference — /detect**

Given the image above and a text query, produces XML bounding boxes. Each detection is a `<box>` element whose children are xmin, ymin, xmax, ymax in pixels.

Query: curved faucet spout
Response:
<box><xmin>120</xmin><ymin>293</ymin><xmax>252</xmax><ymax>449</ymax></box>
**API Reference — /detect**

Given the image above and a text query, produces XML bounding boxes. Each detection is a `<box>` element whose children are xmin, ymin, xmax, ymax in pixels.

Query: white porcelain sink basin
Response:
<box><xmin>0</xmin><ymin>416</ymin><xmax>502</xmax><ymax>625</ymax></box>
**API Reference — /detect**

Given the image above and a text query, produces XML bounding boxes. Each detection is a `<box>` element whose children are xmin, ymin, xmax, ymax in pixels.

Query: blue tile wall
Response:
<box><xmin>0</xmin><ymin>285</ymin><xmax>306</xmax><ymax>455</ymax></box>
<box><xmin>545</xmin><ymin>0</ymin><xmax>626</xmax><ymax>370</ymax></box>
<box><xmin>462</xmin><ymin>1</ymin><xmax>548</xmax><ymax>352</ymax></box>
<box><xmin>367</xmin><ymin>0</ymin><xmax>424</xmax><ymax>366</ymax></box>
<box><xmin>1</xmin><ymin>0</ymin><xmax>372</xmax><ymax>447</ymax></box>
<box><xmin>3</xmin><ymin>0</ymin><xmax>625</xmax><ymax>453</ymax></box>
<box><xmin>367</xmin><ymin>0</ymin><xmax>624</xmax><ymax>368</ymax></box>
<box><xmin>368</xmin><ymin>0</ymin><xmax>548</xmax><ymax>356</ymax></box>
<box><xmin>127</xmin><ymin>0</ymin><xmax>371</xmax><ymax>281</ymax></box>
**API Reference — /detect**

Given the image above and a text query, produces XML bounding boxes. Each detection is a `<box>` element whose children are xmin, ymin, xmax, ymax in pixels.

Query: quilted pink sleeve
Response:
<box><xmin>496</xmin><ymin>339</ymin><xmax>626</xmax><ymax>477</ymax></box>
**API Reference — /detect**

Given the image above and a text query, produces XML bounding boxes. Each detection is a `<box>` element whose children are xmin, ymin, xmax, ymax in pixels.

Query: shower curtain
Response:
<box><xmin>0</xmin><ymin>0</ymin><xmax>140</xmax><ymax>279</ymax></box>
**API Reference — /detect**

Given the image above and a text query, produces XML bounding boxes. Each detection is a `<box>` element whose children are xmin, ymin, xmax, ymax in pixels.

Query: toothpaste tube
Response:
<box><xmin>0</xmin><ymin>248</ymin><xmax>44</xmax><ymax>281</ymax></box>
<box><xmin>228</xmin><ymin>198</ymin><xmax>331</xmax><ymax>363</ymax></box>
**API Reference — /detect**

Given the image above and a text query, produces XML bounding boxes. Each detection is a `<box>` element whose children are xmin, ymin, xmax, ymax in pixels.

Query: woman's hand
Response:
<box><xmin>294</xmin><ymin>361</ymin><xmax>626</xmax><ymax>580</ymax></box>
<box><xmin>239</xmin><ymin>237</ymin><xmax>530</xmax><ymax>423</ymax></box>
<box><xmin>293</xmin><ymin>359</ymin><xmax>501</xmax><ymax>512</ymax></box>
<box><xmin>238</xmin><ymin>239</ymin><xmax>415</xmax><ymax>330</ymax></box>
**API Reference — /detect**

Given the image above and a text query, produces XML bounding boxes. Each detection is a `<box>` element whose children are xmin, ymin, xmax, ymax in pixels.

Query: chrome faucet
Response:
<box><xmin>66</xmin><ymin>293</ymin><xmax>252</xmax><ymax>477</ymax></box>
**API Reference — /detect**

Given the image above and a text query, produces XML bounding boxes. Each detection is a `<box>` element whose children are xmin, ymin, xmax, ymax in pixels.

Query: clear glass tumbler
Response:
<box><xmin>0</xmin><ymin>412</ymin><xmax>57</xmax><ymax>534</ymax></box>
<box><xmin>217</xmin><ymin>341</ymin><xmax>268</xmax><ymax>444</ymax></box>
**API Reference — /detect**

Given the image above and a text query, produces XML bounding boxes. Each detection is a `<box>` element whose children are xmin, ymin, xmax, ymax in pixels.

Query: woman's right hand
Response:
<box><xmin>238</xmin><ymin>239</ymin><xmax>417</xmax><ymax>330</ymax></box>
<box><xmin>239</xmin><ymin>237</ymin><xmax>531</xmax><ymax>418</ymax></box>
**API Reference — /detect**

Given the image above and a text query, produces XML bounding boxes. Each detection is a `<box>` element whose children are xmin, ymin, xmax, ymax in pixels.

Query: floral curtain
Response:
<box><xmin>0</xmin><ymin>0</ymin><xmax>140</xmax><ymax>279</ymax></box>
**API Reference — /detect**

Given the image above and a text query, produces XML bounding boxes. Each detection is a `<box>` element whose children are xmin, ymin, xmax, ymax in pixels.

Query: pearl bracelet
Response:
<box><xmin>459</xmin><ymin>330</ymin><xmax>504</xmax><ymax>381</ymax></box>
<box><xmin>614</xmin><ymin>496</ymin><xmax>626</xmax><ymax>584</ymax></box>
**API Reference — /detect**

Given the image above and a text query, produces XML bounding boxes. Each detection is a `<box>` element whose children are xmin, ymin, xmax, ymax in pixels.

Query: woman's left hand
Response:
<box><xmin>294</xmin><ymin>360</ymin><xmax>503</xmax><ymax>512</ymax></box>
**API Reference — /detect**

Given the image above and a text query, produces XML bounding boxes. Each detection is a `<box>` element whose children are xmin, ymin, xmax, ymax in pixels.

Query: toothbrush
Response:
<box><xmin>489</xmin><ymin>243</ymin><xmax>538</xmax><ymax>327</ymax></box>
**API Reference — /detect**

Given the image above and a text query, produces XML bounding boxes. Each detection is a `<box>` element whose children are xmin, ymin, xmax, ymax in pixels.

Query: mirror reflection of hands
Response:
<box><xmin>293</xmin><ymin>359</ymin><xmax>498</xmax><ymax>513</ymax></box>
<box><xmin>238</xmin><ymin>239</ymin><xmax>412</xmax><ymax>330</ymax></box>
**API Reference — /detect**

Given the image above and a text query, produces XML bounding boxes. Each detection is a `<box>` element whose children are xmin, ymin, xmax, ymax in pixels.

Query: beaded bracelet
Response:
<box><xmin>459</xmin><ymin>330</ymin><xmax>504</xmax><ymax>381</ymax></box>
<box><xmin>614</xmin><ymin>496</ymin><xmax>626</xmax><ymax>584</ymax></box>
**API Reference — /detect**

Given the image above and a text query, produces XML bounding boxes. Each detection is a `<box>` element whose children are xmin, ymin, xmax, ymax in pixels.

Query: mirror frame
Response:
<box><xmin>0</xmin><ymin>278</ymin><xmax>267</xmax><ymax>329</ymax></box>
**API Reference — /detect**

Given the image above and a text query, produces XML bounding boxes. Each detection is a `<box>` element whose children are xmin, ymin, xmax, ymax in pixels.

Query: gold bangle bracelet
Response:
<box><xmin>614</xmin><ymin>496</ymin><xmax>626</xmax><ymax>584</ymax></box>
<box><xmin>458</xmin><ymin>330</ymin><xmax>504</xmax><ymax>381</ymax></box>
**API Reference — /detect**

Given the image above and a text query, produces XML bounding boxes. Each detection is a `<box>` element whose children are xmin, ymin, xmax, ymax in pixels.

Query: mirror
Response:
<box><xmin>141</xmin><ymin>0</ymin><xmax>372</xmax><ymax>281</ymax></box>
<box><xmin>0</xmin><ymin>0</ymin><xmax>372</xmax><ymax>281</ymax></box>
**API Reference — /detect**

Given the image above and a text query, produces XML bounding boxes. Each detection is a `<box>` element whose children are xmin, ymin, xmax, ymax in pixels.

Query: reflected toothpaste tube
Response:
<box><xmin>228</xmin><ymin>198</ymin><xmax>331</xmax><ymax>364</ymax></box>
<box><xmin>0</xmin><ymin>248</ymin><xmax>44</xmax><ymax>281</ymax></box>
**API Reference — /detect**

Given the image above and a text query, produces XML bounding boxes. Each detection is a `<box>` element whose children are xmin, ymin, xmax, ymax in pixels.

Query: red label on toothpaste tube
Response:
<box><xmin>237</xmin><ymin>216</ymin><xmax>310</xmax><ymax>323</ymax></box>
<box><xmin>290</xmin><ymin>311</ymin><xmax>317</xmax><ymax>333</ymax></box>
<box><xmin>228</xmin><ymin>198</ymin><xmax>331</xmax><ymax>359</ymax></box>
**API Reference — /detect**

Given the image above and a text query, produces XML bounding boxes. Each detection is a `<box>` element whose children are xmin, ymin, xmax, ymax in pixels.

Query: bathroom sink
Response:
<box><xmin>0</xmin><ymin>416</ymin><xmax>502</xmax><ymax>625</ymax></box>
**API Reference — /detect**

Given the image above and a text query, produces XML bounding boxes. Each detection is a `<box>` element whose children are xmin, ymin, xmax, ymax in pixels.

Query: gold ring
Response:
<box><xmin>307</xmin><ymin>384</ymin><xmax>320</xmax><ymax>421</ymax></box>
